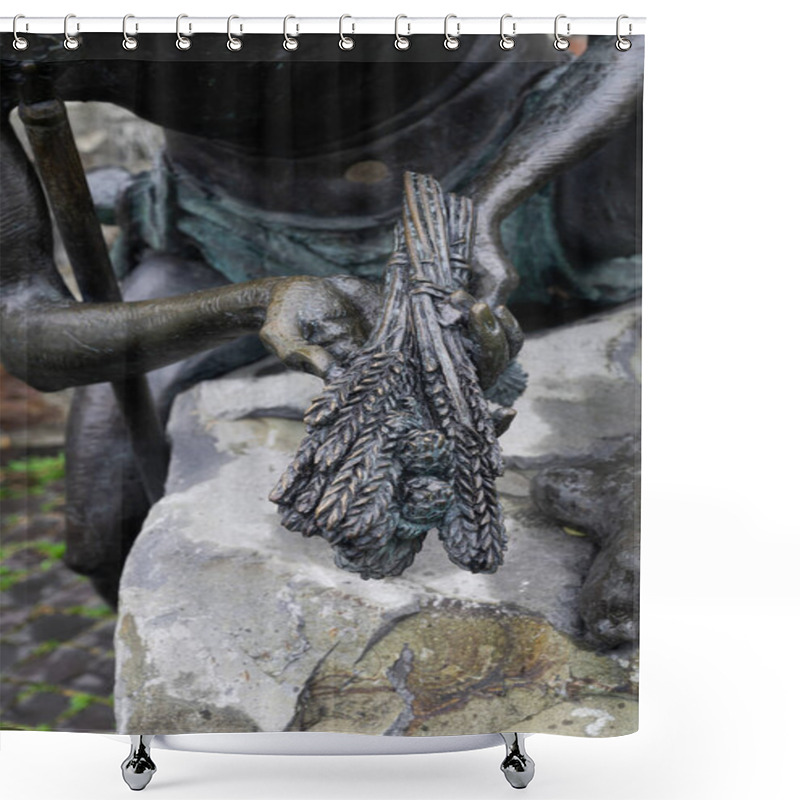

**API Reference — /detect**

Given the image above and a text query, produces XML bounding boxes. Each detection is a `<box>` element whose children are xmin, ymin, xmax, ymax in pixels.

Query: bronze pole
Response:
<box><xmin>17</xmin><ymin>72</ymin><xmax>169</xmax><ymax>505</ymax></box>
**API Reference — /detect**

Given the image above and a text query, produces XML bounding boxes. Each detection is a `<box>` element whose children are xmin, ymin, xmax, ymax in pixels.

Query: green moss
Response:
<box><xmin>16</xmin><ymin>682</ymin><xmax>64</xmax><ymax>702</ymax></box>
<box><xmin>11</xmin><ymin>682</ymin><xmax>112</xmax><ymax>727</ymax></box>
<box><xmin>36</xmin><ymin>541</ymin><xmax>67</xmax><ymax>571</ymax></box>
<box><xmin>66</xmin><ymin>693</ymin><xmax>95</xmax><ymax>715</ymax></box>
<box><xmin>0</xmin><ymin>453</ymin><xmax>65</xmax><ymax>500</ymax></box>
<box><xmin>30</xmin><ymin>639</ymin><xmax>63</xmax><ymax>658</ymax></box>
<box><xmin>58</xmin><ymin>691</ymin><xmax>113</xmax><ymax>723</ymax></box>
<box><xmin>5</xmin><ymin>453</ymin><xmax>65</xmax><ymax>481</ymax></box>
<box><xmin>0</xmin><ymin>565</ymin><xmax>29</xmax><ymax>592</ymax></box>
<box><xmin>64</xmin><ymin>604</ymin><xmax>115</xmax><ymax>619</ymax></box>
<box><xmin>0</xmin><ymin>722</ymin><xmax>55</xmax><ymax>732</ymax></box>
<box><xmin>0</xmin><ymin>541</ymin><xmax>68</xmax><ymax>583</ymax></box>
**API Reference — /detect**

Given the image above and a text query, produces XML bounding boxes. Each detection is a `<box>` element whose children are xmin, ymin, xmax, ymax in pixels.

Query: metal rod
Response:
<box><xmin>17</xmin><ymin>69</ymin><xmax>169</xmax><ymax>506</ymax></box>
<box><xmin>0</xmin><ymin>16</ymin><xmax>646</xmax><ymax>36</ymax></box>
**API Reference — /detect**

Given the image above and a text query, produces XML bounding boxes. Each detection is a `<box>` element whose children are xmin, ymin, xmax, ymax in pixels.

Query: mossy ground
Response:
<box><xmin>1</xmin><ymin>451</ymin><xmax>116</xmax><ymax>732</ymax></box>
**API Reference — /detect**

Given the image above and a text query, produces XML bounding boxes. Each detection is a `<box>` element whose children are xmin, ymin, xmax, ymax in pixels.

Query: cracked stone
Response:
<box><xmin>116</xmin><ymin>304</ymin><xmax>640</xmax><ymax>736</ymax></box>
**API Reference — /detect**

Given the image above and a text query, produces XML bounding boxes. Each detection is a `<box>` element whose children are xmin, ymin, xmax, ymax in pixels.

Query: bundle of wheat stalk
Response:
<box><xmin>270</xmin><ymin>172</ymin><xmax>517</xmax><ymax>579</ymax></box>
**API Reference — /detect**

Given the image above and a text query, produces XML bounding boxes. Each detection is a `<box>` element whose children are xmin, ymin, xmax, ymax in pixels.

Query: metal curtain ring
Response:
<box><xmin>394</xmin><ymin>14</ymin><xmax>410</xmax><ymax>50</ymax></box>
<box><xmin>227</xmin><ymin>15</ymin><xmax>242</xmax><ymax>51</ymax></box>
<box><xmin>122</xmin><ymin>14</ymin><xmax>138</xmax><ymax>50</ymax></box>
<box><xmin>12</xmin><ymin>14</ymin><xmax>29</xmax><ymax>51</ymax></box>
<box><xmin>499</xmin><ymin>14</ymin><xmax>515</xmax><ymax>50</ymax></box>
<box><xmin>63</xmin><ymin>13</ymin><xmax>80</xmax><ymax>50</ymax></box>
<box><xmin>176</xmin><ymin>13</ymin><xmax>192</xmax><ymax>50</ymax></box>
<box><xmin>553</xmin><ymin>14</ymin><xmax>570</xmax><ymax>51</ymax></box>
<box><xmin>283</xmin><ymin>15</ymin><xmax>299</xmax><ymax>51</ymax></box>
<box><xmin>616</xmin><ymin>14</ymin><xmax>632</xmax><ymax>51</ymax></box>
<box><xmin>444</xmin><ymin>14</ymin><xmax>460</xmax><ymax>50</ymax></box>
<box><xmin>339</xmin><ymin>14</ymin><xmax>355</xmax><ymax>50</ymax></box>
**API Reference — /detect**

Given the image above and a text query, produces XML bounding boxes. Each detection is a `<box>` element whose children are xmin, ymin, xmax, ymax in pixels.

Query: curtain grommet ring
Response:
<box><xmin>339</xmin><ymin>14</ymin><xmax>355</xmax><ymax>50</ymax></box>
<box><xmin>122</xmin><ymin>14</ymin><xmax>138</xmax><ymax>51</ymax></box>
<box><xmin>283</xmin><ymin>15</ymin><xmax>299</xmax><ymax>51</ymax></box>
<box><xmin>63</xmin><ymin>13</ymin><xmax>80</xmax><ymax>50</ymax></box>
<box><xmin>444</xmin><ymin>14</ymin><xmax>460</xmax><ymax>50</ymax></box>
<box><xmin>553</xmin><ymin>14</ymin><xmax>570</xmax><ymax>51</ymax></box>
<box><xmin>615</xmin><ymin>15</ymin><xmax>632</xmax><ymax>51</ymax></box>
<box><xmin>394</xmin><ymin>15</ymin><xmax>410</xmax><ymax>51</ymax></box>
<box><xmin>499</xmin><ymin>14</ymin><xmax>515</xmax><ymax>50</ymax></box>
<box><xmin>176</xmin><ymin>13</ymin><xmax>192</xmax><ymax>50</ymax></box>
<box><xmin>12</xmin><ymin>14</ymin><xmax>29</xmax><ymax>51</ymax></box>
<box><xmin>227</xmin><ymin>15</ymin><xmax>242</xmax><ymax>51</ymax></box>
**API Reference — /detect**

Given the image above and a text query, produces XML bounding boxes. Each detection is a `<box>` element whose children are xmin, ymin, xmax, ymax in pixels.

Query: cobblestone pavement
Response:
<box><xmin>1</xmin><ymin>457</ymin><xmax>116</xmax><ymax>732</ymax></box>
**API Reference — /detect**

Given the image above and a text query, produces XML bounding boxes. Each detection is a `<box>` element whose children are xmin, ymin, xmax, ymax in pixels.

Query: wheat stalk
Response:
<box><xmin>271</xmin><ymin>172</ymin><xmax>510</xmax><ymax>579</ymax></box>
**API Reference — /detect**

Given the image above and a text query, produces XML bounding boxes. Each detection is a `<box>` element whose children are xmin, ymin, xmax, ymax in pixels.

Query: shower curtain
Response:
<box><xmin>0</xmin><ymin>28</ymin><xmax>643</xmax><ymax>739</ymax></box>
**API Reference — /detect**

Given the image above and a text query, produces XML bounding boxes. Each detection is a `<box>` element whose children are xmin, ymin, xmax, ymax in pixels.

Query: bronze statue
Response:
<box><xmin>273</xmin><ymin>173</ymin><xmax>518</xmax><ymax>579</ymax></box>
<box><xmin>0</xmin><ymin>33</ymin><xmax>642</xmax><ymax>645</ymax></box>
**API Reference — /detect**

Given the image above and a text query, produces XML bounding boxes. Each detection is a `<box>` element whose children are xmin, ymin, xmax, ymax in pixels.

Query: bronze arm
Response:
<box><xmin>468</xmin><ymin>36</ymin><xmax>645</xmax><ymax>305</ymax></box>
<box><xmin>0</xmin><ymin>115</ymin><xmax>384</xmax><ymax>393</ymax></box>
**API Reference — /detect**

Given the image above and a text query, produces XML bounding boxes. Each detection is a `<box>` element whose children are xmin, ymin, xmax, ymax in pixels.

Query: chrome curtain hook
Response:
<box><xmin>227</xmin><ymin>15</ymin><xmax>242</xmax><ymax>51</ymax></box>
<box><xmin>176</xmin><ymin>13</ymin><xmax>192</xmax><ymax>50</ymax></box>
<box><xmin>553</xmin><ymin>14</ymin><xmax>570</xmax><ymax>51</ymax></box>
<box><xmin>499</xmin><ymin>14</ymin><xmax>516</xmax><ymax>50</ymax></box>
<box><xmin>63</xmin><ymin>13</ymin><xmax>80</xmax><ymax>50</ymax></box>
<box><xmin>339</xmin><ymin>14</ymin><xmax>355</xmax><ymax>50</ymax></box>
<box><xmin>12</xmin><ymin>14</ymin><xmax>29</xmax><ymax>51</ymax></box>
<box><xmin>122</xmin><ymin>14</ymin><xmax>138</xmax><ymax>51</ymax></box>
<box><xmin>444</xmin><ymin>14</ymin><xmax>460</xmax><ymax>51</ymax></box>
<box><xmin>616</xmin><ymin>14</ymin><xmax>632</xmax><ymax>51</ymax></box>
<box><xmin>394</xmin><ymin>14</ymin><xmax>410</xmax><ymax>51</ymax></box>
<box><xmin>283</xmin><ymin>15</ymin><xmax>299</xmax><ymax>51</ymax></box>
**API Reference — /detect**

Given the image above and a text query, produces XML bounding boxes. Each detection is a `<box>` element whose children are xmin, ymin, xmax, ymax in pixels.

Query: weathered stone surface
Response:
<box><xmin>510</xmin><ymin>300</ymin><xmax>640</xmax><ymax>464</ymax></box>
<box><xmin>530</xmin><ymin>436</ymin><xmax>641</xmax><ymax>649</ymax></box>
<box><xmin>288</xmin><ymin>603</ymin><xmax>636</xmax><ymax>737</ymax></box>
<box><xmin>115</xmin><ymin>303</ymin><xmax>640</xmax><ymax>736</ymax></box>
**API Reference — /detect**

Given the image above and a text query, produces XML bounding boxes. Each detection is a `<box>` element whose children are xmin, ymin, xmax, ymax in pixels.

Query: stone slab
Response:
<box><xmin>115</xmin><ymin>303</ymin><xmax>640</xmax><ymax>736</ymax></box>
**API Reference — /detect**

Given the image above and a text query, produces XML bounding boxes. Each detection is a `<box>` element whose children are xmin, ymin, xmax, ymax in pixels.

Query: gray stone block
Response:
<box><xmin>116</xmin><ymin>303</ymin><xmax>640</xmax><ymax>736</ymax></box>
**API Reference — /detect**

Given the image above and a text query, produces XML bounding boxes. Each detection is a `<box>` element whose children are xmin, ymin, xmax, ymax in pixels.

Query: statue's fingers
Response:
<box><xmin>494</xmin><ymin>305</ymin><xmax>524</xmax><ymax>360</ymax></box>
<box><xmin>471</xmin><ymin>215</ymin><xmax>520</xmax><ymax>307</ymax></box>
<box><xmin>448</xmin><ymin>289</ymin><xmax>477</xmax><ymax>314</ymax></box>
<box><xmin>307</xmin><ymin>317</ymin><xmax>364</xmax><ymax>362</ymax></box>
<box><xmin>492</xmin><ymin>407</ymin><xmax>517</xmax><ymax>437</ymax></box>
<box><xmin>323</xmin><ymin>276</ymin><xmax>381</xmax><ymax>335</ymax></box>
<box><xmin>468</xmin><ymin>302</ymin><xmax>510</xmax><ymax>390</ymax></box>
<box><xmin>259</xmin><ymin>320</ymin><xmax>336</xmax><ymax>377</ymax></box>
